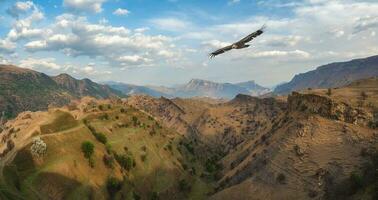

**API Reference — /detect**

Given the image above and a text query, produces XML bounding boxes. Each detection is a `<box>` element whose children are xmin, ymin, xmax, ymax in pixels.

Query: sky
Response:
<box><xmin>0</xmin><ymin>0</ymin><xmax>377</xmax><ymax>87</ymax></box>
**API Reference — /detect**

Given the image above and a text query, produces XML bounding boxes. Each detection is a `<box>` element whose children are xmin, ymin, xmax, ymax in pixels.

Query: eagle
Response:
<box><xmin>209</xmin><ymin>25</ymin><xmax>266</xmax><ymax>58</ymax></box>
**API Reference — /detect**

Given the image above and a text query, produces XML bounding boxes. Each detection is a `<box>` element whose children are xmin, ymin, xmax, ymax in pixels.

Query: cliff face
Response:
<box><xmin>288</xmin><ymin>92</ymin><xmax>373</xmax><ymax>126</ymax></box>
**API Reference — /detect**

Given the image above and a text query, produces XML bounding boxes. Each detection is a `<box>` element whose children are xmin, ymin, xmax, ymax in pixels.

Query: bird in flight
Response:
<box><xmin>209</xmin><ymin>25</ymin><xmax>266</xmax><ymax>58</ymax></box>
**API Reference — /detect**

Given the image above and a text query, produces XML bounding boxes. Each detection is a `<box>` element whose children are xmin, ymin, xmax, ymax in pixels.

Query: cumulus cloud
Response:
<box><xmin>201</xmin><ymin>40</ymin><xmax>231</xmax><ymax>49</ymax></box>
<box><xmin>0</xmin><ymin>39</ymin><xmax>16</xmax><ymax>53</ymax></box>
<box><xmin>22</xmin><ymin>14</ymin><xmax>178</xmax><ymax>68</ymax></box>
<box><xmin>19</xmin><ymin>57</ymin><xmax>61</xmax><ymax>70</ymax></box>
<box><xmin>149</xmin><ymin>18</ymin><xmax>192</xmax><ymax>32</ymax></box>
<box><xmin>63</xmin><ymin>0</ymin><xmax>107</xmax><ymax>13</ymax></box>
<box><xmin>6</xmin><ymin>1</ymin><xmax>35</xmax><ymax>18</ymax></box>
<box><xmin>354</xmin><ymin>16</ymin><xmax>378</xmax><ymax>33</ymax></box>
<box><xmin>113</xmin><ymin>8</ymin><xmax>130</xmax><ymax>16</ymax></box>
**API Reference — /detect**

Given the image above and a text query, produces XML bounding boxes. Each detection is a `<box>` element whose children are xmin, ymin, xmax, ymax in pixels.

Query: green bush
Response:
<box><xmin>81</xmin><ymin>141</ymin><xmax>94</xmax><ymax>159</ymax></box>
<box><xmin>106</xmin><ymin>177</ymin><xmax>122</xmax><ymax>197</ymax></box>
<box><xmin>115</xmin><ymin>153</ymin><xmax>135</xmax><ymax>170</ymax></box>
<box><xmin>178</xmin><ymin>179</ymin><xmax>191</xmax><ymax>192</ymax></box>
<box><xmin>94</xmin><ymin>132</ymin><xmax>107</xmax><ymax>144</ymax></box>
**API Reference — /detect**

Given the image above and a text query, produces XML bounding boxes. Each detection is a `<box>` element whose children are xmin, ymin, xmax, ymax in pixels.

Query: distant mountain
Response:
<box><xmin>274</xmin><ymin>55</ymin><xmax>378</xmax><ymax>94</ymax></box>
<box><xmin>106</xmin><ymin>81</ymin><xmax>171</xmax><ymax>98</ymax></box>
<box><xmin>108</xmin><ymin>79</ymin><xmax>270</xmax><ymax>99</ymax></box>
<box><xmin>235</xmin><ymin>80</ymin><xmax>271</xmax><ymax>96</ymax></box>
<box><xmin>173</xmin><ymin>79</ymin><xmax>246</xmax><ymax>98</ymax></box>
<box><xmin>0</xmin><ymin>65</ymin><xmax>123</xmax><ymax>118</ymax></box>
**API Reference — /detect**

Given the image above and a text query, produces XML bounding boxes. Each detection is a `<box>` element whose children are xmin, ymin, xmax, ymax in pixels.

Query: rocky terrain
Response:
<box><xmin>0</xmin><ymin>65</ymin><xmax>123</xmax><ymax>119</ymax></box>
<box><xmin>126</xmin><ymin>78</ymin><xmax>378</xmax><ymax>200</ymax></box>
<box><xmin>0</xmin><ymin>68</ymin><xmax>377</xmax><ymax>200</ymax></box>
<box><xmin>274</xmin><ymin>55</ymin><xmax>378</xmax><ymax>94</ymax></box>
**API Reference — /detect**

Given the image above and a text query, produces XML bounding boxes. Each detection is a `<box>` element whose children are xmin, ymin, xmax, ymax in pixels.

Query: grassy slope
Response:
<box><xmin>0</xmin><ymin>101</ymin><xmax>213</xmax><ymax>200</ymax></box>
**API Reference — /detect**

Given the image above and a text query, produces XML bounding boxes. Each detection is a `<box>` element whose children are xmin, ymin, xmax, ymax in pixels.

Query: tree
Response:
<box><xmin>81</xmin><ymin>141</ymin><xmax>94</xmax><ymax>159</ymax></box>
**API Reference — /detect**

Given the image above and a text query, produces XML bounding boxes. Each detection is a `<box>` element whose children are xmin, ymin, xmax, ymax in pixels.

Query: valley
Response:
<box><xmin>1</xmin><ymin>75</ymin><xmax>377</xmax><ymax>199</ymax></box>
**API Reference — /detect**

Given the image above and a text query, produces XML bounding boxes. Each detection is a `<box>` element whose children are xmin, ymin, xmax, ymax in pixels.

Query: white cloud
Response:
<box><xmin>247</xmin><ymin>50</ymin><xmax>311</xmax><ymax>58</ymax></box>
<box><xmin>149</xmin><ymin>18</ymin><xmax>192</xmax><ymax>32</ymax></box>
<box><xmin>22</xmin><ymin>14</ymin><xmax>178</xmax><ymax>68</ymax></box>
<box><xmin>113</xmin><ymin>8</ymin><xmax>130</xmax><ymax>16</ymax></box>
<box><xmin>0</xmin><ymin>39</ymin><xmax>16</xmax><ymax>53</ymax></box>
<box><xmin>203</xmin><ymin>40</ymin><xmax>231</xmax><ymax>48</ymax></box>
<box><xmin>63</xmin><ymin>0</ymin><xmax>107</xmax><ymax>13</ymax></box>
<box><xmin>7</xmin><ymin>1</ymin><xmax>35</xmax><ymax>18</ymax></box>
<box><xmin>19</xmin><ymin>57</ymin><xmax>61</xmax><ymax>70</ymax></box>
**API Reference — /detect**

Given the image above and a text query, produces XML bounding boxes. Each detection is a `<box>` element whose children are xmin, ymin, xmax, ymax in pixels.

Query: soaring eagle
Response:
<box><xmin>209</xmin><ymin>25</ymin><xmax>266</xmax><ymax>58</ymax></box>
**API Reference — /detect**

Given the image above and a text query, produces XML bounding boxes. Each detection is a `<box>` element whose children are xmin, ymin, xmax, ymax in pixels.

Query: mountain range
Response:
<box><xmin>274</xmin><ymin>55</ymin><xmax>378</xmax><ymax>94</ymax></box>
<box><xmin>107</xmin><ymin>79</ymin><xmax>271</xmax><ymax>99</ymax></box>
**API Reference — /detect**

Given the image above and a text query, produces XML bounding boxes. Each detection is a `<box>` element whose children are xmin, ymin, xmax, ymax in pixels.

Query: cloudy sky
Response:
<box><xmin>0</xmin><ymin>0</ymin><xmax>377</xmax><ymax>87</ymax></box>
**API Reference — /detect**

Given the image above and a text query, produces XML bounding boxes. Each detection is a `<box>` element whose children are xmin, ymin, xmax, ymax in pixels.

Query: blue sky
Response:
<box><xmin>0</xmin><ymin>0</ymin><xmax>378</xmax><ymax>87</ymax></box>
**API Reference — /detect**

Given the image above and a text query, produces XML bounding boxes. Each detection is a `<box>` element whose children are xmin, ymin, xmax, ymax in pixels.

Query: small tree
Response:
<box><xmin>30</xmin><ymin>137</ymin><xmax>47</xmax><ymax>157</ymax></box>
<box><xmin>81</xmin><ymin>141</ymin><xmax>94</xmax><ymax>159</ymax></box>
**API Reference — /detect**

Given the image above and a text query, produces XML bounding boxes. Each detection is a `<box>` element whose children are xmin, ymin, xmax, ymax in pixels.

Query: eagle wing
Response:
<box><xmin>209</xmin><ymin>45</ymin><xmax>233</xmax><ymax>58</ymax></box>
<box><xmin>236</xmin><ymin>25</ymin><xmax>266</xmax><ymax>45</ymax></box>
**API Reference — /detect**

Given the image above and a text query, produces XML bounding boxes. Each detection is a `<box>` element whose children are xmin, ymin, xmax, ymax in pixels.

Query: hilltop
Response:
<box><xmin>274</xmin><ymin>55</ymin><xmax>378</xmax><ymax>94</ymax></box>
<box><xmin>0</xmin><ymin>65</ymin><xmax>124</xmax><ymax>118</ymax></box>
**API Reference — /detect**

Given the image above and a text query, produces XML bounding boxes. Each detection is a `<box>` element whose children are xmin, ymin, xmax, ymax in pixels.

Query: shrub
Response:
<box><xmin>94</xmin><ymin>132</ymin><xmax>107</xmax><ymax>144</ymax></box>
<box><xmin>132</xmin><ymin>116</ymin><xmax>139</xmax><ymax>126</ymax></box>
<box><xmin>178</xmin><ymin>179</ymin><xmax>191</xmax><ymax>192</ymax></box>
<box><xmin>81</xmin><ymin>141</ymin><xmax>94</xmax><ymax>159</ymax></box>
<box><xmin>98</xmin><ymin>105</ymin><xmax>104</xmax><ymax>111</ymax></box>
<box><xmin>106</xmin><ymin>177</ymin><xmax>122</xmax><ymax>197</ymax></box>
<box><xmin>115</xmin><ymin>153</ymin><xmax>135</xmax><ymax>170</ymax></box>
<box><xmin>30</xmin><ymin>137</ymin><xmax>47</xmax><ymax>157</ymax></box>
<box><xmin>120</xmin><ymin>108</ymin><xmax>125</xmax><ymax>113</ymax></box>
